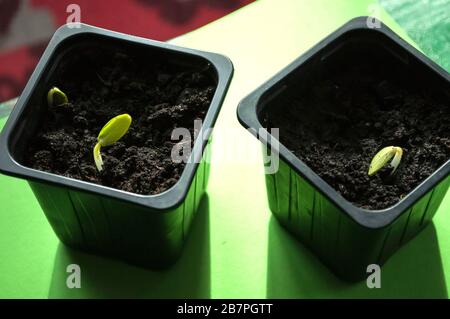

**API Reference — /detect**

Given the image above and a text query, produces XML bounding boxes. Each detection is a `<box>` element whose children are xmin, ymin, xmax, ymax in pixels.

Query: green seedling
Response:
<box><xmin>47</xmin><ymin>87</ymin><xmax>68</xmax><ymax>107</ymax></box>
<box><xmin>368</xmin><ymin>146</ymin><xmax>403</xmax><ymax>177</ymax></box>
<box><xmin>94</xmin><ymin>114</ymin><xmax>132</xmax><ymax>172</ymax></box>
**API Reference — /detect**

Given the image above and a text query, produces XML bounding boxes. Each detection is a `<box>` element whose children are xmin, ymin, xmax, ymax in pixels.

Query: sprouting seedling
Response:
<box><xmin>94</xmin><ymin>114</ymin><xmax>132</xmax><ymax>172</ymax></box>
<box><xmin>47</xmin><ymin>87</ymin><xmax>68</xmax><ymax>107</ymax></box>
<box><xmin>368</xmin><ymin>146</ymin><xmax>403</xmax><ymax>177</ymax></box>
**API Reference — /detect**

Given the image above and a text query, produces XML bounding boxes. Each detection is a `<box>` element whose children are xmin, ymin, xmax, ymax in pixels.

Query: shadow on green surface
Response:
<box><xmin>266</xmin><ymin>216</ymin><xmax>447</xmax><ymax>298</ymax></box>
<box><xmin>48</xmin><ymin>195</ymin><xmax>211</xmax><ymax>298</ymax></box>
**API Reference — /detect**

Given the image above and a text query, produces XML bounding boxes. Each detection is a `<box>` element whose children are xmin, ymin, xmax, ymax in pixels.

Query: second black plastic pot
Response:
<box><xmin>0</xmin><ymin>24</ymin><xmax>233</xmax><ymax>269</ymax></box>
<box><xmin>238</xmin><ymin>17</ymin><xmax>450</xmax><ymax>281</ymax></box>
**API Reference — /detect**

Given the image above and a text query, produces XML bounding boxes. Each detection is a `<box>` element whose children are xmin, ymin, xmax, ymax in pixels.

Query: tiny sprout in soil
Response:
<box><xmin>94</xmin><ymin>114</ymin><xmax>132</xmax><ymax>172</ymax></box>
<box><xmin>368</xmin><ymin>146</ymin><xmax>403</xmax><ymax>177</ymax></box>
<box><xmin>47</xmin><ymin>87</ymin><xmax>68</xmax><ymax>107</ymax></box>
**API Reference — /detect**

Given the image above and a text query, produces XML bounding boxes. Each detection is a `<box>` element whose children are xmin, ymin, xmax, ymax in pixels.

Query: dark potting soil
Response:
<box><xmin>263</xmin><ymin>57</ymin><xmax>450</xmax><ymax>210</ymax></box>
<box><xmin>26</xmin><ymin>50</ymin><xmax>216</xmax><ymax>195</ymax></box>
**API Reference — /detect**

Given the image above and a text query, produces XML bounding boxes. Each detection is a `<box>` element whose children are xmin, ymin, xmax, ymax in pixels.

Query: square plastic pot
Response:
<box><xmin>0</xmin><ymin>24</ymin><xmax>233</xmax><ymax>269</ymax></box>
<box><xmin>237</xmin><ymin>17</ymin><xmax>450</xmax><ymax>281</ymax></box>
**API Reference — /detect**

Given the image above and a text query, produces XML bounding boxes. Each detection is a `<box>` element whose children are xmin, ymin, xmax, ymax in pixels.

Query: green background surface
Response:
<box><xmin>380</xmin><ymin>0</ymin><xmax>450</xmax><ymax>72</ymax></box>
<box><xmin>0</xmin><ymin>0</ymin><xmax>449</xmax><ymax>298</ymax></box>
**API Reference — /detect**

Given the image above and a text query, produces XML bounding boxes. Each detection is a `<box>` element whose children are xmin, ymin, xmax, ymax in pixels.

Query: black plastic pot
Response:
<box><xmin>0</xmin><ymin>24</ymin><xmax>233</xmax><ymax>269</ymax></box>
<box><xmin>237</xmin><ymin>17</ymin><xmax>450</xmax><ymax>281</ymax></box>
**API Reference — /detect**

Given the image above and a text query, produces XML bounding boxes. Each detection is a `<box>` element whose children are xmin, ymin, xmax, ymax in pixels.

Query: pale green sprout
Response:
<box><xmin>94</xmin><ymin>114</ymin><xmax>132</xmax><ymax>172</ymax></box>
<box><xmin>368</xmin><ymin>146</ymin><xmax>403</xmax><ymax>177</ymax></box>
<box><xmin>47</xmin><ymin>87</ymin><xmax>68</xmax><ymax>107</ymax></box>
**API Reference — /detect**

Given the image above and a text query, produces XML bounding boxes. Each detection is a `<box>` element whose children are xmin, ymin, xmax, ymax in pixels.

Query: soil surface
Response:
<box><xmin>263</xmin><ymin>52</ymin><xmax>450</xmax><ymax>210</ymax></box>
<box><xmin>26</xmin><ymin>48</ymin><xmax>216</xmax><ymax>195</ymax></box>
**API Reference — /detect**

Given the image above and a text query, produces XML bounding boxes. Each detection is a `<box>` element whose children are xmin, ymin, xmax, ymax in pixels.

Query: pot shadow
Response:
<box><xmin>266</xmin><ymin>216</ymin><xmax>447</xmax><ymax>298</ymax></box>
<box><xmin>48</xmin><ymin>195</ymin><xmax>211</xmax><ymax>298</ymax></box>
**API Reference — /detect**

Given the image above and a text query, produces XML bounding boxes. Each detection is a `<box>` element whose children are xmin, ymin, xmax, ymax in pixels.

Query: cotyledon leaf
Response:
<box><xmin>47</xmin><ymin>87</ymin><xmax>68</xmax><ymax>107</ymax></box>
<box><xmin>94</xmin><ymin>114</ymin><xmax>132</xmax><ymax>172</ymax></box>
<box><xmin>368</xmin><ymin>146</ymin><xmax>403</xmax><ymax>176</ymax></box>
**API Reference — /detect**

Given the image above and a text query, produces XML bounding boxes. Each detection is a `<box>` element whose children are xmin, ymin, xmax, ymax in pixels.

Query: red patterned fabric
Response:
<box><xmin>0</xmin><ymin>0</ymin><xmax>253</xmax><ymax>101</ymax></box>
